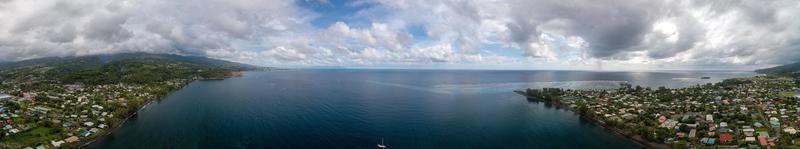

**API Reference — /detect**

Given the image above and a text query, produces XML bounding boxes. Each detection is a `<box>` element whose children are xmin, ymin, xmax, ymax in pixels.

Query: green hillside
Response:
<box><xmin>0</xmin><ymin>53</ymin><xmax>268</xmax><ymax>85</ymax></box>
<box><xmin>755</xmin><ymin>62</ymin><xmax>800</xmax><ymax>78</ymax></box>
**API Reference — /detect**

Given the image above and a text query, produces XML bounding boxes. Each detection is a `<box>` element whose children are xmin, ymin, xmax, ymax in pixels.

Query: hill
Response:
<box><xmin>0</xmin><ymin>53</ymin><xmax>269</xmax><ymax>147</ymax></box>
<box><xmin>0</xmin><ymin>53</ymin><xmax>268</xmax><ymax>85</ymax></box>
<box><xmin>755</xmin><ymin>62</ymin><xmax>800</xmax><ymax>77</ymax></box>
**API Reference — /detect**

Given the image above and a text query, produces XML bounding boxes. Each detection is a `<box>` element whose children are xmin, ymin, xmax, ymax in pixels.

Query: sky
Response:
<box><xmin>0</xmin><ymin>0</ymin><xmax>799</xmax><ymax>70</ymax></box>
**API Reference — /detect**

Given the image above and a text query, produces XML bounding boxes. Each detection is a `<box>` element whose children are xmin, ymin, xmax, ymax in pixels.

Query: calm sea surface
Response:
<box><xmin>90</xmin><ymin>69</ymin><xmax>755</xmax><ymax>148</ymax></box>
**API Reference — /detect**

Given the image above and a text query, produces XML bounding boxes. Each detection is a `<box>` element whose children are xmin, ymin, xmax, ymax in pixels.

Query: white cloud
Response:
<box><xmin>327</xmin><ymin>22</ymin><xmax>411</xmax><ymax>51</ymax></box>
<box><xmin>0</xmin><ymin>0</ymin><xmax>310</xmax><ymax>61</ymax></box>
<box><xmin>1</xmin><ymin>0</ymin><xmax>799</xmax><ymax>70</ymax></box>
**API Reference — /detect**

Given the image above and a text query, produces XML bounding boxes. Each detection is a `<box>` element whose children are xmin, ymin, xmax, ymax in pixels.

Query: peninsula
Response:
<box><xmin>0</xmin><ymin>53</ymin><xmax>266</xmax><ymax>148</ymax></box>
<box><xmin>517</xmin><ymin>65</ymin><xmax>800</xmax><ymax>148</ymax></box>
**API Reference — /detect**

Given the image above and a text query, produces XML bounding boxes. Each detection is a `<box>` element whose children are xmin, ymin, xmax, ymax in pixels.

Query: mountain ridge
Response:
<box><xmin>0</xmin><ymin>53</ymin><xmax>269</xmax><ymax>85</ymax></box>
<box><xmin>755</xmin><ymin>62</ymin><xmax>800</xmax><ymax>77</ymax></box>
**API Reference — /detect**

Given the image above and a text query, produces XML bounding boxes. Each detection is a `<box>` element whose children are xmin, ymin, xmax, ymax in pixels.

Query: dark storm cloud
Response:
<box><xmin>504</xmin><ymin>0</ymin><xmax>666</xmax><ymax>59</ymax></box>
<box><xmin>492</xmin><ymin>0</ymin><xmax>800</xmax><ymax>65</ymax></box>
<box><xmin>85</xmin><ymin>13</ymin><xmax>132</xmax><ymax>43</ymax></box>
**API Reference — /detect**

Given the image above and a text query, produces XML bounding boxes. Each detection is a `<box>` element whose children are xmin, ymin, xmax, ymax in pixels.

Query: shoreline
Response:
<box><xmin>77</xmin><ymin>81</ymin><xmax>191</xmax><ymax>148</ymax></box>
<box><xmin>77</xmin><ymin>71</ymin><xmax>250</xmax><ymax>148</ymax></box>
<box><xmin>515</xmin><ymin>91</ymin><xmax>669</xmax><ymax>149</ymax></box>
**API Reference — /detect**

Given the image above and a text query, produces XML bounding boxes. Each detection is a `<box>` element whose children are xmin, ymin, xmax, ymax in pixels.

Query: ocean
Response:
<box><xmin>89</xmin><ymin>69</ymin><xmax>755</xmax><ymax>148</ymax></box>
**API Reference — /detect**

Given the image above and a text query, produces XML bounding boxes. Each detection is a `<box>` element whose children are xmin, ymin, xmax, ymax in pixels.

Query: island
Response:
<box><xmin>517</xmin><ymin>65</ymin><xmax>800</xmax><ymax>148</ymax></box>
<box><xmin>0</xmin><ymin>53</ymin><xmax>267</xmax><ymax>148</ymax></box>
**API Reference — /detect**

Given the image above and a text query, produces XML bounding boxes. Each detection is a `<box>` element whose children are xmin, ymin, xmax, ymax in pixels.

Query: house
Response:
<box><xmin>9</xmin><ymin>128</ymin><xmax>19</xmax><ymax>134</ymax></box>
<box><xmin>21</xmin><ymin>92</ymin><xmax>35</xmax><ymax>101</ymax></box>
<box><xmin>681</xmin><ymin>115</ymin><xmax>690</xmax><ymax>122</ymax></box>
<box><xmin>705</xmin><ymin>138</ymin><xmax>716</xmax><ymax>145</ymax></box>
<box><xmin>62</xmin><ymin>122</ymin><xmax>73</xmax><ymax>127</ymax></box>
<box><xmin>32</xmin><ymin>107</ymin><xmax>50</xmax><ymax>113</ymax></box>
<box><xmin>745</xmin><ymin>137</ymin><xmax>756</xmax><ymax>142</ymax></box>
<box><xmin>621</xmin><ymin>113</ymin><xmax>636</xmax><ymax>120</ymax></box>
<box><xmin>757</xmin><ymin>131</ymin><xmax>769</xmax><ymax>137</ymax></box>
<box><xmin>784</xmin><ymin>127</ymin><xmax>797</xmax><ymax>134</ymax></box>
<box><xmin>706</xmin><ymin>115</ymin><xmax>714</xmax><ymax>122</ymax></box>
<box><xmin>758</xmin><ymin>136</ymin><xmax>774</xmax><ymax>146</ymax></box>
<box><xmin>79</xmin><ymin>130</ymin><xmax>91</xmax><ymax>137</ymax></box>
<box><xmin>659</xmin><ymin>119</ymin><xmax>678</xmax><ymax>129</ymax></box>
<box><xmin>743</xmin><ymin>128</ymin><xmax>755</xmax><ymax>136</ymax></box>
<box><xmin>688</xmin><ymin>129</ymin><xmax>696</xmax><ymax>138</ymax></box>
<box><xmin>795</xmin><ymin>89</ymin><xmax>800</xmax><ymax>98</ymax></box>
<box><xmin>51</xmin><ymin>140</ymin><xmax>65</xmax><ymax>147</ymax></box>
<box><xmin>64</xmin><ymin>136</ymin><xmax>79</xmax><ymax>143</ymax></box>
<box><xmin>754</xmin><ymin>122</ymin><xmax>764</xmax><ymax>128</ymax></box>
<box><xmin>770</xmin><ymin>121</ymin><xmax>780</xmax><ymax>128</ymax></box>
<box><xmin>719</xmin><ymin>133</ymin><xmax>733</xmax><ymax>143</ymax></box>
<box><xmin>0</xmin><ymin>94</ymin><xmax>12</xmax><ymax>100</ymax></box>
<box><xmin>719</xmin><ymin>127</ymin><xmax>730</xmax><ymax>133</ymax></box>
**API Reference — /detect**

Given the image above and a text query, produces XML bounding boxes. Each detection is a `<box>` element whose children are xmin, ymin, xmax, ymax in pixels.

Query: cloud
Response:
<box><xmin>0</xmin><ymin>0</ymin><xmax>309</xmax><ymax>60</ymax></box>
<box><xmin>327</xmin><ymin>21</ymin><xmax>411</xmax><ymax>51</ymax></box>
<box><xmin>1</xmin><ymin>0</ymin><xmax>799</xmax><ymax>70</ymax></box>
<box><xmin>362</xmin><ymin>0</ymin><xmax>800</xmax><ymax>67</ymax></box>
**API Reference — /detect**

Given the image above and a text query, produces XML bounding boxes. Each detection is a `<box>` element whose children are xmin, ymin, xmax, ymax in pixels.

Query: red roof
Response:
<box><xmin>758</xmin><ymin>136</ymin><xmax>768</xmax><ymax>146</ymax></box>
<box><xmin>719</xmin><ymin>134</ymin><xmax>733</xmax><ymax>142</ymax></box>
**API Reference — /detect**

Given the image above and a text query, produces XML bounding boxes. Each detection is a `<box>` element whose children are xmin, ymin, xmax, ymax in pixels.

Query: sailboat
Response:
<box><xmin>377</xmin><ymin>138</ymin><xmax>387</xmax><ymax>149</ymax></box>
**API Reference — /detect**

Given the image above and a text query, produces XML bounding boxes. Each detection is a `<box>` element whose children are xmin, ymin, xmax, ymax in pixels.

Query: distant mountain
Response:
<box><xmin>0</xmin><ymin>53</ymin><xmax>269</xmax><ymax>84</ymax></box>
<box><xmin>755</xmin><ymin>62</ymin><xmax>800</xmax><ymax>77</ymax></box>
<box><xmin>0</xmin><ymin>53</ymin><xmax>261</xmax><ymax>70</ymax></box>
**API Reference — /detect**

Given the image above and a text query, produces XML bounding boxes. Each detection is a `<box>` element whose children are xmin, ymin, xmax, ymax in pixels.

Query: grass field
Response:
<box><xmin>779</xmin><ymin>91</ymin><xmax>797</xmax><ymax>98</ymax></box>
<box><xmin>4</xmin><ymin>126</ymin><xmax>63</xmax><ymax>146</ymax></box>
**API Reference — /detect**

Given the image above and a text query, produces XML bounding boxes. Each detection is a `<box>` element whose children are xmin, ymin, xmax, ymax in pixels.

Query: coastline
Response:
<box><xmin>77</xmin><ymin>71</ymin><xmax>248</xmax><ymax>148</ymax></box>
<box><xmin>514</xmin><ymin>91</ymin><xmax>669</xmax><ymax>149</ymax></box>
<box><xmin>78</xmin><ymin>81</ymin><xmax>191</xmax><ymax>148</ymax></box>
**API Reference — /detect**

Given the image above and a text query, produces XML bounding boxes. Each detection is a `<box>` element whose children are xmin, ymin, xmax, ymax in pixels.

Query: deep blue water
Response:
<box><xmin>90</xmin><ymin>69</ymin><xmax>755</xmax><ymax>148</ymax></box>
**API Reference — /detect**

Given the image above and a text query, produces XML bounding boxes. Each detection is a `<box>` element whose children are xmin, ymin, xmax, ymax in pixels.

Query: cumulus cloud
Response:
<box><xmin>1</xmin><ymin>0</ymin><xmax>799</xmax><ymax>70</ymax></box>
<box><xmin>364</xmin><ymin>0</ymin><xmax>800</xmax><ymax>67</ymax></box>
<box><xmin>327</xmin><ymin>21</ymin><xmax>411</xmax><ymax>51</ymax></box>
<box><xmin>0</xmin><ymin>0</ymin><xmax>309</xmax><ymax>60</ymax></box>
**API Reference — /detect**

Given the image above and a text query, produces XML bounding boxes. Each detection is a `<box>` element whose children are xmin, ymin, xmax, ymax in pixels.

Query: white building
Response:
<box><xmin>0</xmin><ymin>93</ymin><xmax>12</xmax><ymax>100</ymax></box>
<box><xmin>785</xmin><ymin>127</ymin><xmax>797</xmax><ymax>134</ymax></box>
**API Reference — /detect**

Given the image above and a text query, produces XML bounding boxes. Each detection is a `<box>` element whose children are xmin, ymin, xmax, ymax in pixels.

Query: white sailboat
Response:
<box><xmin>377</xmin><ymin>138</ymin><xmax>387</xmax><ymax>149</ymax></box>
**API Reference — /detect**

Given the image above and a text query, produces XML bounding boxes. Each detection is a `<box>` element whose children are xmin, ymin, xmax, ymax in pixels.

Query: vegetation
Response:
<box><xmin>756</xmin><ymin>62</ymin><xmax>800</xmax><ymax>78</ymax></box>
<box><xmin>0</xmin><ymin>53</ymin><xmax>267</xmax><ymax>148</ymax></box>
<box><xmin>520</xmin><ymin>88</ymin><xmax>565</xmax><ymax>102</ymax></box>
<box><xmin>0</xmin><ymin>53</ymin><xmax>264</xmax><ymax>85</ymax></box>
<box><xmin>519</xmin><ymin>76</ymin><xmax>800</xmax><ymax>148</ymax></box>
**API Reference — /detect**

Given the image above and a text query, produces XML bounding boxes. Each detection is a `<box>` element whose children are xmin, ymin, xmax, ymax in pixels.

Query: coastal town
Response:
<box><xmin>0</xmin><ymin>78</ymin><xmax>190</xmax><ymax>148</ymax></box>
<box><xmin>0</xmin><ymin>53</ymin><xmax>259</xmax><ymax>148</ymax></box>
<box><xmin>519</xmin><ymin>76</ymin><xmax>800</xmax><ymax>148</ymax></box>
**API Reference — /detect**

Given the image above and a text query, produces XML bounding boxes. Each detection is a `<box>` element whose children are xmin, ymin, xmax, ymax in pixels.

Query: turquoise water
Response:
<box><xmin>90</xmin><ymin>70</ymin><xmax>754</xmax><ymax>148</ymax></box>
